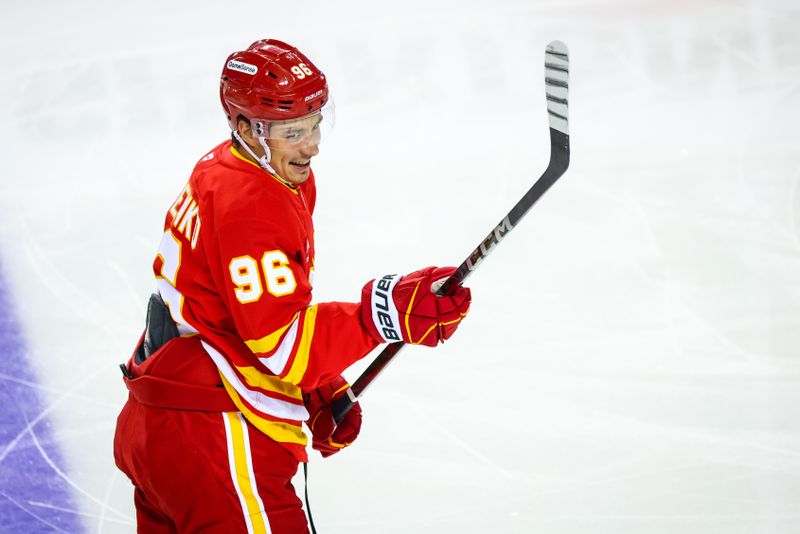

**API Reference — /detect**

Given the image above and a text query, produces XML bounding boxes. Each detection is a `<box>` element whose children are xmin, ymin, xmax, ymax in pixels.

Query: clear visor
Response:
<box><xmin>252</xmin><ymin>100</ymin><xmax>334</xmax><ymax>148</ymax></box>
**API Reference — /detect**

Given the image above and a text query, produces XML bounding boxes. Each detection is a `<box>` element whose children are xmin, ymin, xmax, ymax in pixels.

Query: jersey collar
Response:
<box><xmin>229</xmin><ymin>144</ymin><xmax>299</xmax><ymax>194</ymax></box>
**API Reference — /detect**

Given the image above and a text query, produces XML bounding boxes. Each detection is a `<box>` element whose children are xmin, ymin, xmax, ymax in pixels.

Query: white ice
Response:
<box><xmin>1</xmin><ymin>0</ymin><xmax>800</xmax><ymax>532</ymax></box>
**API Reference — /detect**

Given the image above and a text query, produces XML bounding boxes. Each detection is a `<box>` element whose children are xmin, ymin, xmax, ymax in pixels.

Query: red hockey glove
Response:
<box><xmin>361</xmin><ymin>266</ymin><xmax>471</xmax><ymax>347</ymax></box>
<box><xmin>303</xmin><ymin>376</ymin><xmax>362</xmax><ymax>458</ymax></box>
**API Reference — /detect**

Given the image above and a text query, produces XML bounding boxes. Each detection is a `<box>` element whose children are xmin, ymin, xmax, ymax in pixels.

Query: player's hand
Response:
<box><xmin>304</xmin><ymin>376</ymin><xmax>362</xmax><ymax>458</ymax></box>
<box><xmin>361</xmin><ymin>266</ymin><xmax>471</xmax><ymax>347</ymax></box>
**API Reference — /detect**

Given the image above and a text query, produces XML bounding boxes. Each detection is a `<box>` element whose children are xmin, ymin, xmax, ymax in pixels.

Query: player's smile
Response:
<box><xmin>268</xmin><ymin>141</ymin><xmax>319</xmax><ymax>185</ymax></box>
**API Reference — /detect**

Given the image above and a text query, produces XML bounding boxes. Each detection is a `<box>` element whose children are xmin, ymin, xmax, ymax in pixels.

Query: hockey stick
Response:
<box><xmin>333</xmin><ymin>40</ymin><xmax>570</xmax><ymax>423</ymax></box>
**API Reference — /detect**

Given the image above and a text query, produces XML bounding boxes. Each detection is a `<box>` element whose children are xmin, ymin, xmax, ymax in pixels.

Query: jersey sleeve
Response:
<box><xmin>210</xmin><ymin>216</ymin><xmax>378</xmax><ymax>392</ymax></box>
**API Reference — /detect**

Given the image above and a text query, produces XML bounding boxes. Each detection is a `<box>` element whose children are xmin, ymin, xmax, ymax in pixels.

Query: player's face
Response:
<box><xmin>267</xmin><ymin>114</ymin><xmax>322</xmax><ymax>185</ymax></box>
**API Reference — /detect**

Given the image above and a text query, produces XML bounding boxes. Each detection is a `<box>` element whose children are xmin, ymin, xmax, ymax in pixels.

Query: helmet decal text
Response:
<box><xmin>304</xmin><ymin>90</ymin><xmax>324</xmax><ymax>102</ymax></box>
<box><xmin>227</xmin><ymin>60</ymin><xmax>258</xmax><ymax>75</ymax></box>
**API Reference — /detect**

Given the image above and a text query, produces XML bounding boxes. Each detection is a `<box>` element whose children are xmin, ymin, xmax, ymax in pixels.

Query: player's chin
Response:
<box><xmin>284</xmin><ymin>173</ymin><xmax>308</xmax><ymax>185</ymax></box>
<box><xmin>288</xmin><ymin>165</ymin><xmax>311</xmax><ymax>183</ymax></box>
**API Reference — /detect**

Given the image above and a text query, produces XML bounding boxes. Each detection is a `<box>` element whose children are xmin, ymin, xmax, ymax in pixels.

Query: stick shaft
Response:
<box><xmin>332</xmin><ymin>41</ymin><xmax>570</xmax><ymax>423</ymax></box>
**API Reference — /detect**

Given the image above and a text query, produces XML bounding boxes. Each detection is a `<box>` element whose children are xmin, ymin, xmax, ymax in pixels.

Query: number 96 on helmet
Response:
<box><xmin>220</xmin><ymin>39</ymin><xmax>334</xmax><ymax>147</ymax></box>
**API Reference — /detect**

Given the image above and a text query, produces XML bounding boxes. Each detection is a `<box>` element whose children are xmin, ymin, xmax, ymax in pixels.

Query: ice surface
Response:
<box><xmin>1</xmin><ymin>0</ymin><xmax>799</xmax><ymax>532</ymax></box>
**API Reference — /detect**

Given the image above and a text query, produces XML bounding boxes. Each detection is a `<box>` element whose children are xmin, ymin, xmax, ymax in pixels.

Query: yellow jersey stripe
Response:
<box><xmin>235</xmin><ymin>364</ymin><xmax>303</xmax><ymax>400</ymax></box>
<box><xmin>223</xmin><ymin>412</ymin><xmax>270</xmax><ymax>534</ymax></box>
<box><xmin>244</xmin><ymin>312</ymin><xmax>299</xmax><ymax>354</ymax></box>
<box><xmin>202</xmin><ymin>341</ymin><xmax>307</xmax><ymax>421</ymax></box>
<box><xmin>221</xmin><ymin>373</ymin><xmax>307</xmax><ymax>446</ymax></box>
<box><xmin>282</xmin><ymin>304</ymin><xmax>318</xmax><ymax>385</ymax></box>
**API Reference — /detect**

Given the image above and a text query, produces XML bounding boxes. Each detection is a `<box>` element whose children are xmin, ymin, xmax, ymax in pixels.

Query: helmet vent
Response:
<box><xmin>259</xmin><ymin>97</ymin><xmax>292</xmax><ymax>111</ymax></box>
<box><xmin>266</xmin><ymin>71</ymin><xmax>278</xmax><ymax>79</ymax></box>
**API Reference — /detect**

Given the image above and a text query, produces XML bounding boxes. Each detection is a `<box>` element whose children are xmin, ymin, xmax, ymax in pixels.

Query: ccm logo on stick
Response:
<box><xmin>466</xmin><ymin>216</ymin><xmax>513</xmax><ymax>271</ymax></box>
<box><xmin>373</xmin><ymin>274</ymin><xmax>401</xmax><ymax>342</ymax></box>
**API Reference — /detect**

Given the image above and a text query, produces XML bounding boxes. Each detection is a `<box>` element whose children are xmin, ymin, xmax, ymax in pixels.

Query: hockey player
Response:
<box><xmin>113</xmin><ymin>39</ymin><xmax>472</xmax><ymax>533</ymax></box>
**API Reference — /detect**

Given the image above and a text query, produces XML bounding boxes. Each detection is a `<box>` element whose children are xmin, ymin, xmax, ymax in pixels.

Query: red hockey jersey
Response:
<box><xmin>153</xmin><ymin>139</ymin><xmax>378</xmax><ymax>461</ymax></box>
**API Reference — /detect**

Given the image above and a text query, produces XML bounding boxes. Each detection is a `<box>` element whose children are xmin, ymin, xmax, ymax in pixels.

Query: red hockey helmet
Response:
<box><xmin>220</xmin><ymin>39</ymin><xmax>329</xmax><ymax>132</ymax></box>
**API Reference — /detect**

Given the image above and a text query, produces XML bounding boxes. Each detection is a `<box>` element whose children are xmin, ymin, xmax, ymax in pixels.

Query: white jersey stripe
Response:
<box><xmin>156</xmin><ymin>279</ymin><xmax>198</xmax><ymax>336</ymax></box>
<box><xmin>258</xmin><ymin>314</ymin><xmax>299</xmax><ymax>375</ymax></box>
<box><xmin>202</xmin><ymin>342</ymin><xmax>309</xmax><ymax>421</ymax></box>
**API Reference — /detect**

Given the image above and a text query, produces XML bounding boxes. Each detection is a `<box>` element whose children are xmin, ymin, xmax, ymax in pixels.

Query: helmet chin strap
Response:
<box><xmin>232</xmin><ymin>131</ymin><xmax>292</xmax><ymax>186</ymax></box>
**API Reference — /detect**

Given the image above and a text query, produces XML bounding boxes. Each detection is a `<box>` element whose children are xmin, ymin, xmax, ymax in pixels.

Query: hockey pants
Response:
<box><xmin>114</xmin><ymin>394</ymin><xmax>309</xmax><ymax>533</ymax></box>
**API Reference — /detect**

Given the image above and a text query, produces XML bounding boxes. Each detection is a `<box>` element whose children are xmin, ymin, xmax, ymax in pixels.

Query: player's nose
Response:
<box><xmin>301</xmin><ymin>142</ymin><xmax>319</xmax><ymax>158</ymax></box>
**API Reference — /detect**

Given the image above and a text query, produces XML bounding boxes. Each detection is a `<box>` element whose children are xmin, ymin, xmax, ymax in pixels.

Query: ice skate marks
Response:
<box><xmin>0</xmin><ymin>260</ymin><xmax>84</xmax><ymax>533</ymax></box>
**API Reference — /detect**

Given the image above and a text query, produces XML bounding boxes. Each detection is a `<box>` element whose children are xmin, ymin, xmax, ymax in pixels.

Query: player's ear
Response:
<box><xmin>236</xmin><ymin>115</ymin><xmax>254</xmax><ymax>144</ymax></box>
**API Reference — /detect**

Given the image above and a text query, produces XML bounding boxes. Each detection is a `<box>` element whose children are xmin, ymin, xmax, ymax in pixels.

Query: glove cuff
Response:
<box><xmin>361</xmin><ymin>273</ymin><xmax>403</xmax><ymax>343</ymax></box>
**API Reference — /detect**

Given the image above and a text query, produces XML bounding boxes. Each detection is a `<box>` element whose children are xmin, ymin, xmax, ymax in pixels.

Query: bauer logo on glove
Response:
<box><xmin>361</xmin><ymin>266</ymin><xmax>471</xmax><ymax>347</ymax></box>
